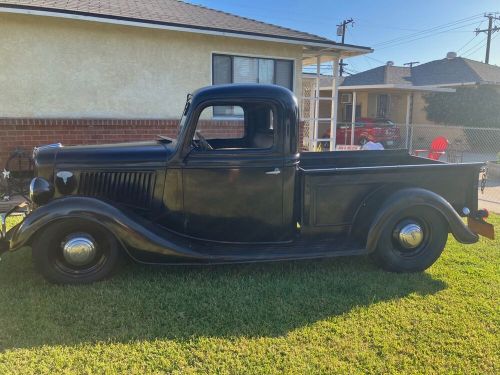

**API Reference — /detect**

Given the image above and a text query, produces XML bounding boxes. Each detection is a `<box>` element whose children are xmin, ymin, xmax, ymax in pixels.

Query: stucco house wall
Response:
<box><xmin>0</xmin><ymin>13</ymin><xmax>303</xmax><ymax>119</ymax></box>
<box><xmin>0</xmin><ymin>12</ymin><xmax>304</xmax><ymax>166</ymax></box>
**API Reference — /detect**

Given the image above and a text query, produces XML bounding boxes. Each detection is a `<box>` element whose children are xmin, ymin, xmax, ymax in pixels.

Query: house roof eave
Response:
<box><xmin>0</xmin><ymin>5</ymin><xmax>373</xmax><ymax>54</ymax></box>
<box><xmin>335</xmin><ymin>84</ymin><xmax>455</xmax><ymax>93</ymax></box>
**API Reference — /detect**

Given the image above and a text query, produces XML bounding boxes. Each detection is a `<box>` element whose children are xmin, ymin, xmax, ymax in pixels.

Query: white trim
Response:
<box><xmin>335</xmin><ymin>84</ymin><xmax>455</xmax><ymax>92</ymax></box>
<box><xmin>432</xmin><ymin>81</ymin><xmax>500</xmax><ymax>87</ymax></box>
<box><xmin>211</xmin><ymin>50</ymin><xmax>298</xmax><ymax>63</ymax></box>
<box><xmin>350</xmin><ymin>91</ymin><xmax>357</xmax><ymax>145</ymax></box>
<box><xmin>329</xmin><ymin>59</ymin><xmax>339</xmax><ymax>151</ymax></box>
<box><xmin>0</xmin><ymin>6</ymin><xmax>372</xmax><ymax>53</ymax></box>
<box><xmin>313</xmin><ymin>56</ymin><xmax>321</xmax><ymax>151</ymax></box>
<box><xmin>300</xmin><ymin>96</ymin><xmax>338</xmax><ymax>101</ymax></box>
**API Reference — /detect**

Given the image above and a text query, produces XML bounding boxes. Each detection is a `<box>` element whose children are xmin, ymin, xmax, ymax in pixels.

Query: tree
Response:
<box><xmin>424</xmin><ymin>85</ymin><xmax>500</xmax><ymax>128</ymax></box>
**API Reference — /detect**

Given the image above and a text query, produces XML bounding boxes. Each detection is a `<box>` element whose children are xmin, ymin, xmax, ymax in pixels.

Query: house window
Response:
<box><xmin>376</xmin><ymin>94</ymin><xmax>389</xmax><ymax>118</ymax></box>
<box><xmin>342</xmin><ymin>104</ymin><xmax>361</xmax><ymax>122</ymax></box>
<box><xmin>213</xmin><ymin>54</ymin><xmax>294</xmax><ymax>116</ymax></box>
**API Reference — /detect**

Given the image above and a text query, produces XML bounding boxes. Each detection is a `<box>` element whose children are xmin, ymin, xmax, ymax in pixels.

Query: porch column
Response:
<box><xmin>350</xmin><ymin>91</ymin><xmax>357</xmax><ymax>145</ymax></box>
<box><xmin>329</xmin><ymin>58</ymin><xmax>340</xmax><ymax>151</ymax></box>
<box><xmin>313</xmin><ymin>55</ymin><xmax>321</xmax><ymax>150</ymax></box>
<box><xmin>405</xmin><ymin>93</ymin><xmax>413</xmax><ymax>150</ymax></box>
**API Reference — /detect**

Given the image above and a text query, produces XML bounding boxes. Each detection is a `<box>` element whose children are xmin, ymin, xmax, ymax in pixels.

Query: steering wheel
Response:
<box><xmin>195</xmin><ymin>131</ymin><xmax>213</xmax><ymax>151</ymax></box>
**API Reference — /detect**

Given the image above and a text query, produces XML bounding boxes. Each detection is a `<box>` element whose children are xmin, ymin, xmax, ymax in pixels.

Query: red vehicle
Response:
<box><xmin>322</xmin><ymin>118</ymin><xmax>401</xmax><ymax>148</ymax></box>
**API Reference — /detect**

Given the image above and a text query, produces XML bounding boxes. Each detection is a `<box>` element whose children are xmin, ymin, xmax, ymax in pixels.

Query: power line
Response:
<box><xmin>463</xmin><ymin>32</ymin><xmax>500</xmax><ymax>59</ymax></box>
<box><xmin>404</xmin><ymin>61</ymin><xmax>420</xmax><ymax>68</ymax></box>
<box><xmin>375</xmin><ymin>20</ymin><xmax>485</xmax><ymax>50</ymax></box>
<box><xmin>337</xmin><ymin>18</ymin><xmax>354</xmax><ymax>76</ymax></box>
<box><xmin>458</xmin><ymin>34</ymin><xmax>480</xmax><ymax>53</ymax></box>
<box><xmin>456</xmin><ymin>19</ymin><xmax>485</xmax><ymax>53</ymax></box>
<box><xmin>364</xmin><ymin>55</ymin><xmax>386</xmax><ymax>64</ymax></box>
<box><xmin>461</xmin><ymin>36</ymin><xmax>489</xmax><ymax>57</ymax></box>
<box><xmin>475</xmin><ymin>13</ymin><xmax>500</xmax><ymax>63</ymax></box>
<box><xmin>372</xmin><ymin>14</ymin><xmax>484</xmax><ymax>48</ymax></box>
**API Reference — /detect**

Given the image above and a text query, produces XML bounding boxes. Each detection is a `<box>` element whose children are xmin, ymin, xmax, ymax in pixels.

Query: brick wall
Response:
<box><xmin>0</xmin><ymin>118</ymin><xmax>178</xmax><ymax>168</ymax></box>
<box><xmin>0</xmin><ymin>118</ymin><xmax>246</xmax><ymax>168</ymax></box>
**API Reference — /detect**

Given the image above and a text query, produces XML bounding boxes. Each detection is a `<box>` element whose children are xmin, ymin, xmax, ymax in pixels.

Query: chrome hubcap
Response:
<box><xmin>398</xmin><ymin>223</ymin><xmax>424</xmax><ymax>249</ymax></box>
<box><xmin>62</xmin><ymin>235</ymin><xmax>96</xmax><ymax>266</ymax></box>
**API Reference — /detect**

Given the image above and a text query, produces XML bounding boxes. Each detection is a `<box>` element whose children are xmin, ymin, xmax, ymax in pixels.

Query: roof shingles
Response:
<box><xmin>0</xmin><ymin>0</ymin><xmax>344</xmax><ymax>46</ymax></box>
<box><xmin>341</xmin><ymin>57</ymin><xmax>500</xmax><ymax>87</ymax></box>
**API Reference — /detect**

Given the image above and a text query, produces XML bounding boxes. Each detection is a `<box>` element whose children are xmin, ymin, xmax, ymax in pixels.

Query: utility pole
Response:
<box><xmin>404</xmin><ymin>61</ymin><xmax>420</xmax><ymax>68</ymax></box>
<box><xmin>337</xmin><ymin>18</ymin><xmax>354</xmax><ymax>76</ymax></box>
<box><xmin>475</xmin><ymin>13</ymin><xmax>500</xmax><ymax>64</ymax></box>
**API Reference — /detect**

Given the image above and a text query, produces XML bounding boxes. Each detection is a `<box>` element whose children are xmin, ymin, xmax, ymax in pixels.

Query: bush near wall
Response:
<box><xmin>424</xmin><ymin>86</ymin><xmax>500</xmax><ymax>149</ymax></box>
<box><xmin>424</xmin><ymin>86</ymin><xmax>500</xmax><ymax>128</ymax></box>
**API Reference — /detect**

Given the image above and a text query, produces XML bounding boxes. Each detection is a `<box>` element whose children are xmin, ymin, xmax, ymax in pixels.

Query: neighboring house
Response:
<box><xmin>0</xmin><ymin>0</ymin><xmax>371</xmax><ymax>166</ymax></box>
<box><xmin>302</xmin><ymin>53</ymin><xmax>500</xmax><ymax>147</ymax></box>
<box><xmin>340</xmin><ymin>53</ymin><xmax>500</xmax><ymax>125</ymax></box>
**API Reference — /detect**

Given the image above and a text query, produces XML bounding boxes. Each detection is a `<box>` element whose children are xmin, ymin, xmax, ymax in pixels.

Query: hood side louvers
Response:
<box><xmin>78</xmin><ymin>171</ymin><xmax>156</xmax><ymax>208</ymax></box>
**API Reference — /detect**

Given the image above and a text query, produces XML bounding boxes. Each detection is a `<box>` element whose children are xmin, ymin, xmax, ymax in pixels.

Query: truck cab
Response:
<box><xmin>1</xmin><ymin>84</ymin><xmax>492</xmax><ymax>284</ymax></box>
<box><xmin>170</xmin><ymin>84</ymin><xmax>299</xmax><ymax>243</ymax></box>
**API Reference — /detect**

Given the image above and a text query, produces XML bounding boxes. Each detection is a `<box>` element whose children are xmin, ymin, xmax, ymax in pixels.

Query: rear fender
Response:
<box><xmin>356</xmin><ymin>188</ymin><xmax>478</xmax><ymax>253</ymax></box>
<box><xmin>8</xmin><ymin>197</ymin><xmax>201</xmax><ymax>261</ymax></box>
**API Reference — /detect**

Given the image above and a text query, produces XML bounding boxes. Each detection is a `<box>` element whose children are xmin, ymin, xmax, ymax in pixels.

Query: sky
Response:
<box><xmin>192</xmin><ymin>0</ymin><xmax>500</xmax><ymax>75</ymax></box>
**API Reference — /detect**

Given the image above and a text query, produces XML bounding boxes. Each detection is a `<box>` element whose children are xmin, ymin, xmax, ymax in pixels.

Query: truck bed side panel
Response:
<box><xmin>300</xmin><ymin>162</ymin><xmax>482</xmax><ymax>236</ymax></box>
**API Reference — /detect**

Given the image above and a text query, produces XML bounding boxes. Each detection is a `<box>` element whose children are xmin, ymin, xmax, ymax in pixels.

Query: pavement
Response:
<box><xmin>478</xmin><ymin>177</ymin><xmax>500</xmax><ymax>214</ymax></box>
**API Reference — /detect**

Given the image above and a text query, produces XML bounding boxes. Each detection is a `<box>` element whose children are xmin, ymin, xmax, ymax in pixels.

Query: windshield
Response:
<box><xmin>177</xmin><ymin>94</ymin><xmax>192</xmax><ymax>138</ymax></box>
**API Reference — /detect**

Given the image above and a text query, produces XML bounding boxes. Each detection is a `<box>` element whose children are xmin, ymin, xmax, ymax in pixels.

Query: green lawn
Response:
<box><xmin>0</xmin><ymin>215</ymin><xmax>498</xmax><ymax>374</ymax></box>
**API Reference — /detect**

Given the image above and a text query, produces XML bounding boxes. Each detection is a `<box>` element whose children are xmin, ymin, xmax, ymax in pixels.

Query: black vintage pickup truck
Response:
<box><xmin>0</xmin><ymin>84</ymin><xmax>493</xmax><ymax>284</ymax></box>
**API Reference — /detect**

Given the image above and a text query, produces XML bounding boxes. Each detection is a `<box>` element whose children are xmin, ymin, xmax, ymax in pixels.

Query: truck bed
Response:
<box><xmin>300</xmin><ymin>149</ymin><xmax>440</xmax><ymax>169</ymax></box>
<box><xmin>298</xmin><ymin>149</ymin><xmax>483</xmax><ymax>236</ymax></box>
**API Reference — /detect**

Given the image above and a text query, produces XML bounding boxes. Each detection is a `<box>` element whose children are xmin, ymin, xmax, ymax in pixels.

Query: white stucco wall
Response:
<box><xmin>0</xmin><ymin>13</ymin><xmax>303</xmax><ymax>118</ymax></box>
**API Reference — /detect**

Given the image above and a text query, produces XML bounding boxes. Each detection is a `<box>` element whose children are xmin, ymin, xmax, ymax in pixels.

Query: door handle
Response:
<box><xmin>265</xmin><ymin>168</ymin><xmax>281</xmax><ymax>175</ymax></box>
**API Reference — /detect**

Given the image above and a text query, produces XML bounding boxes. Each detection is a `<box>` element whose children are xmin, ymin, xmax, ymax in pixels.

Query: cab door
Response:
<box><xmin>181</xmin><ymin>102</ymin><xmax>288</xmax><ymax>243</ymax></box>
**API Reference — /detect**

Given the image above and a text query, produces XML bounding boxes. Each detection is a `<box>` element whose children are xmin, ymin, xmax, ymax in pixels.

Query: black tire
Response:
<box><xmin>371</xmin><ymin>206</ymin><xmax>448</xmax><ymax>272</ymax></box>
<box><xmin>32</xmin><ymin>218</ymin><xmax>122</xmax><ymax>284</ymax></box>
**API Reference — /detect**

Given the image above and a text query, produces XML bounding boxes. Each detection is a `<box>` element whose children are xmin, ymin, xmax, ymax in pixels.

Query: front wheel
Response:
<box><xmin>32</xmin><ymin>219</ymin><xmax>122</xmax><ymax>284</ymax></box>
<box><xmin>371</xmin><ymin>206</ymin><xmax>448</xmax><ymax>272</ymax></box>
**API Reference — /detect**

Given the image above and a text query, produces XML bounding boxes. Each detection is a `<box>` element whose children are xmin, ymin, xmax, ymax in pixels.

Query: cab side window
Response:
<box><xmin>193</xmin><ymin>103</ymin><xmax>276</xmax><ymax>151</ymax></box>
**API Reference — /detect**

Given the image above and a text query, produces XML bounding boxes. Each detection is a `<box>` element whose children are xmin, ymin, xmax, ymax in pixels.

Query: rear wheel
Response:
<box><xmin>371</xmin><ymin>206</ymin><xmax>448</xmax><ymax>272</ymax></box>
<box><xmin>32</xmin><ymin>219</ymin><xmax>122</xmax><ymax>284</ymax></box>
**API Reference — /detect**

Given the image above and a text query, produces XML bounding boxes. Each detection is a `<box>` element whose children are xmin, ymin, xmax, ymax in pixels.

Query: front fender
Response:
<box><xmin>365</xmin><ymin>188</ymin><xmax>478</xmax><ymax>253</ymax></box>
<box><xmin>8</xmin><ymin>197</ymin><xmax>202</xmax><ymax>261</ymax></box>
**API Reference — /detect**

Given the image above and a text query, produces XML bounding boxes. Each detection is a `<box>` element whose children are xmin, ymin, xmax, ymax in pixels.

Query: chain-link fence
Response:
<box><xmin>403</xmin><ymin>124</ymin><xmax>500</xmax><ymax>213</ymax></box>
<box><xmin>310</xmin><ymin>121</ymin><xmax>500</xmax><ymax>212</ymax></box>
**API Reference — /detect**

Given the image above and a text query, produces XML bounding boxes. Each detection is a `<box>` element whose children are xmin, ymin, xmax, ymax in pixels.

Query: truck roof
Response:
<box><xmin>191</xmin><ymin>84</ymin><xmax>298</xmax><ymax>108</ymax></box>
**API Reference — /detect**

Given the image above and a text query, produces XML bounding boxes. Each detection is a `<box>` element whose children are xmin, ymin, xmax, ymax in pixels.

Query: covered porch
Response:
<box><xmin>300</xmin><ymin>44</ymin><xmax>372</xmax><ymax>151</ymax></box>
<box><xmin>301</xmin><ymin>80</ymin><xmax>455</xmax><ymax>150</ymax></box>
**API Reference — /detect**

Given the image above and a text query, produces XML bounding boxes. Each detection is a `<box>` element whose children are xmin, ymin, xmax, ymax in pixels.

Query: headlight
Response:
<box><xmin>29</xmin><ymin>177</ymin><xmax>54</xmax><ymax>205</ymax></box>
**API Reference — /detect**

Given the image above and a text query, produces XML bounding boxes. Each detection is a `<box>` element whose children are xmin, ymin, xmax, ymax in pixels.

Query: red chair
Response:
<box><xmin>414</xmin><ymin>136</ymin><xmax>449</xmax><ymax>160</ymax></box>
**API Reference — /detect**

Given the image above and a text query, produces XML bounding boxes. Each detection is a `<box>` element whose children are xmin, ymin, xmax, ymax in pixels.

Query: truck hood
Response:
<box><xmin>36</xmin><ymin>140</ymin><xmax>175</xmax><ymax>171</ymax></box>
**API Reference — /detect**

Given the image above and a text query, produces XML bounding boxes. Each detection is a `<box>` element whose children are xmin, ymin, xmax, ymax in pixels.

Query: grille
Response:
<box><xmin>78</xmin><ymin>171</ymin><xmax>156</xmax><ymax>208</ymax></box>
